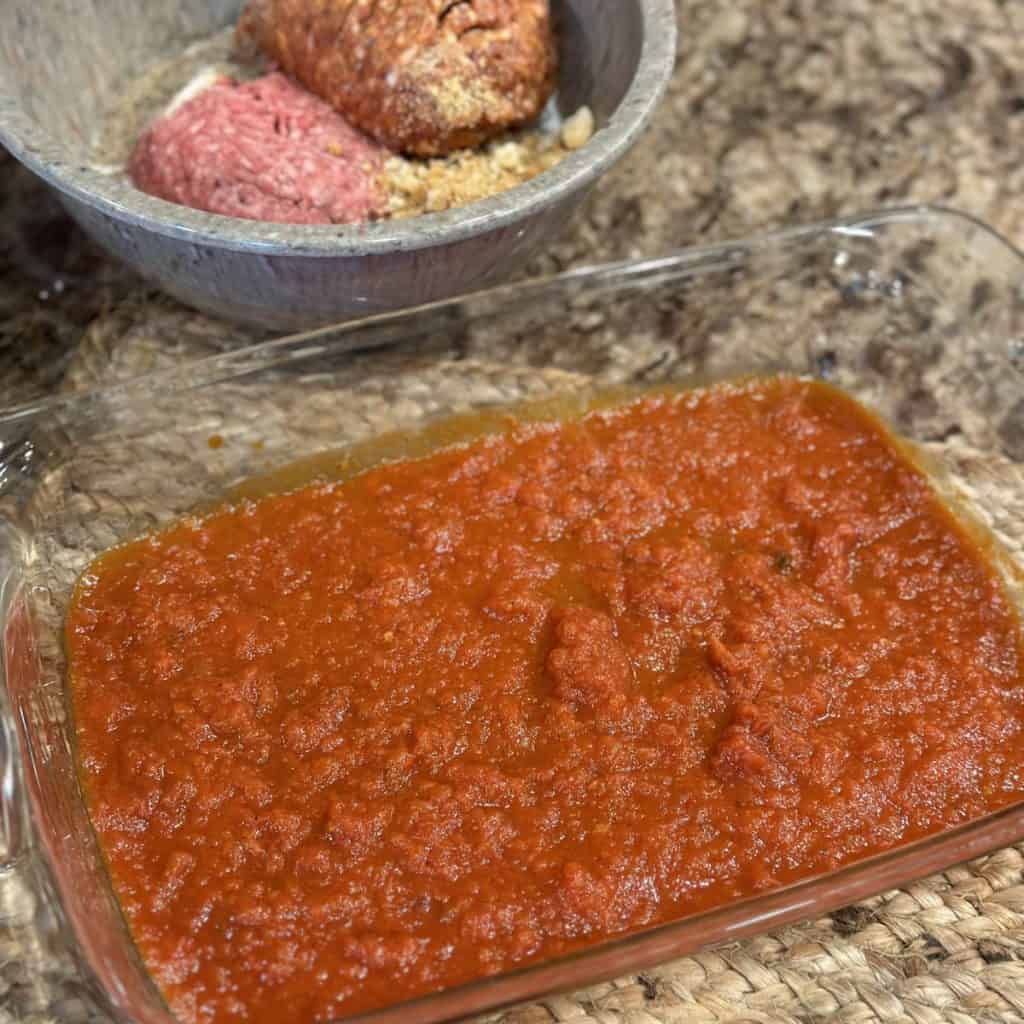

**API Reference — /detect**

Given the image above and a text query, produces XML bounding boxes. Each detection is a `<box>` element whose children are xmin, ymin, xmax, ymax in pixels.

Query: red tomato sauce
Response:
<box><xmin>66</xmin><ymin>378</ymin><xmax>1024</xmax><ymax>1024</ymax></box>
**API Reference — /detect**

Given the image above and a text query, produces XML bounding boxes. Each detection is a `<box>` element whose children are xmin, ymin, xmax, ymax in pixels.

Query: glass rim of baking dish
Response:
<box><xmin>0</xmin><ymin>202</ymin><xmax>1019</xmax><ymax>429</ymax></box>
<box><xmin>3</xmin><ymin>200</ymin><xmax>1024</xmax><ymax>1024</ymax></box>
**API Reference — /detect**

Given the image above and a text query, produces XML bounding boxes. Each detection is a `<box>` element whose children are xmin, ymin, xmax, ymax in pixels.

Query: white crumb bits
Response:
<box><xmin>163</xmin><ymin>66</ymin><xmax>232</xmax><ymax>118</ymax></box>
<box><xmin>384</xmin><ymin>107</ymin><xmax>598</xmax><ymax>219</ymax></box>
<box><xmin>385</xmin><ymin>125</ymin><xmax>573</xmax><ymax>219</ymax></box>
<box><xmin>560</xmin><ymin>106</ymin><xmax>595</xmax><ymax>151</ymax></box>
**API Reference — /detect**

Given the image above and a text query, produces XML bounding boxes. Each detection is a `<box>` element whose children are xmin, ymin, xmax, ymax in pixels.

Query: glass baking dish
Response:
<box><xmin>2</xmin><ymin>204</ymin><xmax>1024</xmax><ymax>1024</ymax></box>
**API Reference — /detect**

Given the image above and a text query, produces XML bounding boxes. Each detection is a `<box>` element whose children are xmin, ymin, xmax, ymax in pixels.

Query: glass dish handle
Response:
<box><xmin>0</xmin><ymin>537</ymin><xmax>28</xmax><ymax>870</ymax></box>
<box><xmin>0</xmin><ymin>709</ymin><xmax>23</xmax><ymax>868</ymax></box>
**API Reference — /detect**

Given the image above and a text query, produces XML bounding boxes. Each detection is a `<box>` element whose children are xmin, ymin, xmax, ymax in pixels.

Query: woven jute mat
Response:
<box><xmin>2</xmin><ymin>1</ymin><xmax>1024</xmax><ymax>1022</ymax></box>
<box><xmin>488</xmin><ymin>846</ymin><xmax>1024</xmax><ymax>1023</ymax></box>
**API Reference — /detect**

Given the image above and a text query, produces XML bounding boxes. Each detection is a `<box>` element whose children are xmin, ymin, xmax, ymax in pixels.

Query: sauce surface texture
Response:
<box><xmin>67</xmin><ymin>378</ymin><xmax>1024</xmax><ymax>1024</ymax></box>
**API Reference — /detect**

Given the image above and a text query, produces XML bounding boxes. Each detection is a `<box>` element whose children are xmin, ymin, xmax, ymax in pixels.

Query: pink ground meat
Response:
<box><xmin>129</xmin><ymin>72</ymin><xmax>388</xmax><ymax>225</ymax></box>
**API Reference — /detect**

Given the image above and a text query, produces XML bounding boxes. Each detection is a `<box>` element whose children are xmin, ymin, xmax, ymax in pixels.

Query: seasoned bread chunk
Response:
<box><xmin>237</xmin><ymin>0</ymin><xmax>558</xmax><ymax>157</ymax></box>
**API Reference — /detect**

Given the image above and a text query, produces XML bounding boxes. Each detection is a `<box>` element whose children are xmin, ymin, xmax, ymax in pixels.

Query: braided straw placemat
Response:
<box><xmin>4</xmin><ymin>841</ymin><xmax>1024</xmax><ymax>1023</ymax></box>
<box><xmin>487</xmin><ymin>847</ymin><xmax>1024</xmax><ymax>1022</ymax></box>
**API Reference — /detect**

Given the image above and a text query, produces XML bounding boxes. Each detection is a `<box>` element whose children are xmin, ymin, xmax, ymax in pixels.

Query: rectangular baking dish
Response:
<box><xmin>2</xmin><ymin>204</ymin><xmax>1024</xmax><ymax>1024</ymax></box>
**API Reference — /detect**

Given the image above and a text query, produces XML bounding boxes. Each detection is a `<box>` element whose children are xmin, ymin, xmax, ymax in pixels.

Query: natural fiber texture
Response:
<box><xmin>9</xmin><ymin>843</ymin><xmax>1024</xmax><ymax>1021</ymax></box>
<box><xmin>485</xmin><ymin>846</ymin><xmax>1024</xmax><ymax>1023</ymax></box>
<box><xmin>1</xmin><ymin>0</ymin><xmax>1024</xmax><ymax>1021</ymax></box>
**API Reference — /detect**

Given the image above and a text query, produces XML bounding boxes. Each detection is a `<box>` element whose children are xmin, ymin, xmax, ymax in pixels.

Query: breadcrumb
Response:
<box><xmin>560</xmin><ymin>106</ymin><xmax>595</xmax><ymax>151</ymax></box>
<box><xmin>385</xmin><ymin>107</ymin><xmax>595</xmax><ymax>219</ymax></box>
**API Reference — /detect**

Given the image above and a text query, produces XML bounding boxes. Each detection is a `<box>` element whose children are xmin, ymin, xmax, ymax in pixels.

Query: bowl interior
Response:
<box><xmin>1</xmin><ymin>1</ymin><xmax>242</xmax><ymax>160</ymax></box>
<box><xmin>0</xmin><ymin>0</ymin><xmax>643</xmax><ymax>184</ymax></box>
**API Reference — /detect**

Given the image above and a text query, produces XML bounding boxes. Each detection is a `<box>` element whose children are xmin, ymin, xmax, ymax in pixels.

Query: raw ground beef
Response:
<box><xmin>129</xmin><ymin>72</ymin><xmax>387</xmax><ymax>225</ymax></box>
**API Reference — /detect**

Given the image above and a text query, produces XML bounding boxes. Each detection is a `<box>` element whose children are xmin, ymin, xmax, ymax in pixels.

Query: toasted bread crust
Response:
<box><xmin>237</xmin><ymin>0</ymin><xmax>558</xmax><ymax>157</ymax></box>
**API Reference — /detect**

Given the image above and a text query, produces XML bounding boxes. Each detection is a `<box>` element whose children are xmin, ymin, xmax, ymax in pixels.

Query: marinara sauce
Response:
<box><xmin>67</xmin><ymin>378</ymin><xmax>1024</xmax><ymax>1024</ymax></box>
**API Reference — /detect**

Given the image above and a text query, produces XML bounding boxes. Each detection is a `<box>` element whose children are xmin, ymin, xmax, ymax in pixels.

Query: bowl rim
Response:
<box><xmin>0</xmin><ymin>0</ymin><xmax>677</xmax><ymax>257</ymax></box>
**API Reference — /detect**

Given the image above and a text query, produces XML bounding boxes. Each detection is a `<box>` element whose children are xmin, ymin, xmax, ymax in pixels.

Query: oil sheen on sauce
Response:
<box><xmin>66</xmin><ymin>377</ymin><xmax>1024</xmax><ymax>1024</ymax></box>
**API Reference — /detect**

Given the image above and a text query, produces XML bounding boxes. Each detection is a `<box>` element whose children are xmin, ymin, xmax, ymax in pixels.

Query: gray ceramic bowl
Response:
<box><xmin>0</xmin><ymin>1</ymin><xmax>676</xmax><ymax>330</ymax></box>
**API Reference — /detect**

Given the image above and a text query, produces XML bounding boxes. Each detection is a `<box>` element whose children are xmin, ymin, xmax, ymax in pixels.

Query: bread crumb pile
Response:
<box><xmin>385</xmin><ymin>106</ymin><xmax>595</xmax><ymax>219</ymax></box>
